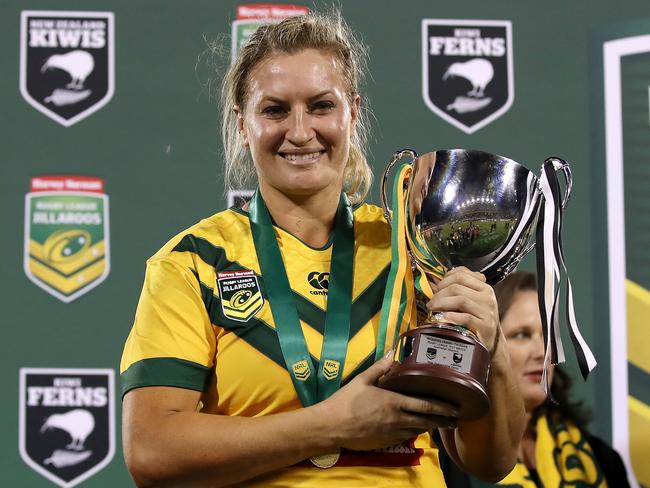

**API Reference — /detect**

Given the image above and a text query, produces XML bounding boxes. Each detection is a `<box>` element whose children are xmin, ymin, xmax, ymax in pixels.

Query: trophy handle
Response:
<box><xmin>519</xmin><ymin>157</ymin><xmax>573</xmax><ymax>259</ymax></box>
<box><xmin>544</xmin><ymin>157</ymin><xmax>572</xmax><ymax>209</ymax></box>
<box><xmin>381</xmin><ymin>149</ymin><xmax>418</xmax><ymax>225</ymax></box>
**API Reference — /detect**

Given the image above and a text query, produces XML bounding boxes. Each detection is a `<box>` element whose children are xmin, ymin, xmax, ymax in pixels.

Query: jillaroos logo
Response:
<box><xmin>24</xmin><ymin>176</ymin><xmax>110</xmax><ymax>303</ymax></box>
<box><xmin>217</xmin><ymin>269</ymin><xmax>264</xmax><ymax>321</ymax></box>
<box><xmin>308</xmin><ymin>271</ymin><xmax>329</xmax><ymax>296</ymax></box>
<box><xmin>422</xmin><ymin>19</ymin><xmax>514</xmax><ymax>134</ymax></box>
<box><xmin>20</xmin><ymin>10</ymin><xmax>115</xmax><ymax>127</ymax></box>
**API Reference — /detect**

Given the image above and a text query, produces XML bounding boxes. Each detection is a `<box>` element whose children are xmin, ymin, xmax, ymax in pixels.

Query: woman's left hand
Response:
<box><xmin>425</xmin><ymin>267</ymin><xmax>499</xmax><ymax>352</ymax></box>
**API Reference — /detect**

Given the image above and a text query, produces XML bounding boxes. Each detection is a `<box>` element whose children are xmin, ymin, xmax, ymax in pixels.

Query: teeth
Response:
<box><xmin>283</xmin><ymin>152</ymin><xmax>322</xmax><ymax>161</ymax></box>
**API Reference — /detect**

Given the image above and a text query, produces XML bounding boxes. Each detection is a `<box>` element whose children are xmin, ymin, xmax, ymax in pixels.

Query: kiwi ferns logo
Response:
<box><xmin>19</xmin><ymin>368</ymin><xmax>115</xmax><ymax>488</ymax></box>
<box><xmin>20</xmin><ymin>10</ymin><xmax>114</xmax><ymax>127</ymax></box>
<box><xmin>422</xmin><ymin>19</ymin><xmax>513</xmax><ymax>134</ymax></box>
<box><xmin>231</xmin><ymin>4</ymin><xmax>308</xmax><ymax>61</ymax></box>
<box><xmin>217</xmin><ymin>269</ymin><xmax>264</xmax><ymax>321</ymax></box>
<box><xmin>24</xmin><ymin>176</ymin><xmax>110</xmax><ymax>303</ymax></box>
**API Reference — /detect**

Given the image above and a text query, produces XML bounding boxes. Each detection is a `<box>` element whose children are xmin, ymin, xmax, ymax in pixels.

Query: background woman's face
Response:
<box><xmin>501</xmin><ymin>290</ymin><xmax>553</xmax><ymax>412</ymax></box>
<box><xmin>239</xmin><ymin>49</ymin><xmax>358</xmax><ymax>199</ymax></box>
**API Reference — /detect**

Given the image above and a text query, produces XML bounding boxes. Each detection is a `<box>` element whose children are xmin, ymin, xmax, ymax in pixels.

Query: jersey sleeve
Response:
<box><xmin>120</xmin><ymin>256</ymin><xmax>216</xmax><ymax>397</ymax></box>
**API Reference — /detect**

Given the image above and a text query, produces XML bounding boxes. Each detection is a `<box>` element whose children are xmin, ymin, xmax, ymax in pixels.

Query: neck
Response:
<box><xmin>519</xmin><ymin>411</ymin><xmax>536</xmax><ymax>469</ymax></box>
<box><xmin>255</xmin><ymin>183</ymin><xmax>343</xmax><ymax>248</ymax></box>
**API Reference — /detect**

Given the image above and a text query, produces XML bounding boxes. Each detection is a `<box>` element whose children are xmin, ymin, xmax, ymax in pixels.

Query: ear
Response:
<box><xmin>233</xmin><ymin>105</ymin><xmax>249</xmax><ymax>147</ymax></box>
<box><xmin>349</xmin><ymin>95</ymin><xmax>360</xmax><ymax>133</ymax></box>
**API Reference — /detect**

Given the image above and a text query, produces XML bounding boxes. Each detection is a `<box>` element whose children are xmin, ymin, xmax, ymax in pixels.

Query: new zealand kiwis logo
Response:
<box><xmin>308</xmin><ymin>272</ymin><xmax>329</xmax><ymax>296</ymax></box>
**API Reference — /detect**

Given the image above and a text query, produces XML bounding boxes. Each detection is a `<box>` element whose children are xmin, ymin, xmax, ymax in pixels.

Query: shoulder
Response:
<box><xmin>353</xmin><ymin>202</ymin><xmax>391</xmax><ymax>245</ymax></box>
<box><xmin>583</xmin><ymin>432</ymin><xmax>631</xmax><ymax>487</ymax></box>
<box><xmin>353</xmin><ymin>201</ymin><xmax>388</xmax><ymax>224</ymax></box>
<box><xmin>150</xmin><ymin>208</ymin><xmax>250</xmax><ymax>262</ymax></box>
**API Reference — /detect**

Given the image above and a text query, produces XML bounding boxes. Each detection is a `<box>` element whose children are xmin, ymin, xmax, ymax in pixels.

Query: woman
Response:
<box><xmin>438</xmin><ymin>272</ymin><xmax>631</xmax><ymax>487</ymax></box>
<box><xmin>120</xmin><ymin>12</ymin><xmax>524</xmax><ymax>487</ymax></box>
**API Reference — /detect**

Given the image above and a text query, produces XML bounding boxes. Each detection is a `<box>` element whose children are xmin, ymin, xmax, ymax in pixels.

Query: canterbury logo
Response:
<box><xmin>291</xmin><ymin>360</ymin><xmax>311</xmax><ymax>381</ymax></box>
<box><xmin>322</xmin><ymin>359</ymin><xmax>340</xmax><ymax>380</ymax></box>
<box><xmin>308</xmin><ymin>272</ymin><xmax>329</xmax><ymax>296</ymax></box>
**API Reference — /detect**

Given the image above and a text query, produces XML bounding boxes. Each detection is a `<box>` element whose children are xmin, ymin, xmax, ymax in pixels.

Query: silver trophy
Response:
<box><xmin>378</xmin><ymin>149</ymin><xmax>594</xmax><ymax>420</ymax></box>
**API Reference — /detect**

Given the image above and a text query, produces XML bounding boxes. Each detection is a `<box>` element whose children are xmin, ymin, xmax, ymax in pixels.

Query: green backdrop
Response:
<box><xmin>1</xmin><ymin>1</ymin><xmax>648</xmax><ymax>486</ymax></box>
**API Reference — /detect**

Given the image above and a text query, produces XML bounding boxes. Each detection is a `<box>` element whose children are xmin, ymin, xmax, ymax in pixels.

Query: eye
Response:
<box><xmin>310</xmin><ymin>100</ymin><xmax>335</xmax><ymax>113</ymax></box>
<box><xmin>261</xmin><ymin>105</ymin><xmax>287</xmax><ymax>118</ymax></box>
<box><xmin>508</xmin><ymin>329</ymin><xmax>532</xmax><ymax>341</ymax></box>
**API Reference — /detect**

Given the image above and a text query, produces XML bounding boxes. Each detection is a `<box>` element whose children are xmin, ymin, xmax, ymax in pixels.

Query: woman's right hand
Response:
<box><xmin>317</xmin><ymin>352</ymin><xmax>458</xmax><ymax>451</ymax></box>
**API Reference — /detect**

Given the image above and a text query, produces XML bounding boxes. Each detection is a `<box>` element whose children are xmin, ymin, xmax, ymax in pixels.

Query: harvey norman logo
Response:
<box><xmin>231</xmin><ymin>4</ymin><xmax>308</xmax><ymax>61</ymax></box>
<box><xmin>20</xmin><ymin>10</ymin><xmax>115</xmax><ymax>127</ymax></box>
<box><xmin>422</xmin><ymin>19</ymin><xmax>513</xmax><ymax>134</ymax></box>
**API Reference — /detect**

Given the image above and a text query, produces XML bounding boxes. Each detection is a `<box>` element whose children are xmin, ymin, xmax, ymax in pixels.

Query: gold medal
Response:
<box><xmin>309</xmin><ymin>451</ymin><xmax>340</xmax><ymax>468</ymax></box>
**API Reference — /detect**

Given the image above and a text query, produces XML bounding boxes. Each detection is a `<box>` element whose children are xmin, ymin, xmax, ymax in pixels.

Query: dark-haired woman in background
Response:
<box><xmin>438</xmin><ymin>272</ymin><xmax>632</xmax><ymax>488</ymax></box>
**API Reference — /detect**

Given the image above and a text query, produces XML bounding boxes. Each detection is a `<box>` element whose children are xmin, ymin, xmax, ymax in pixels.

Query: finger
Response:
<box><xmin>437</xmin><ymin>269</ymin><xmax>488</xmax><ymax>293</ymax></box>
<box><xmin>395</xmin><ymin>394</ymin><xmax>459</xmax><ymax>418</ymax></box>
<box><xmin>426</xmin><ymin>293</ymin><xmax>484</xmax><ymax>320</ymax></box>
<box><xmin>397</xmin><ymin>413</ymin><xmax>458</xmax><ymax>431</ymax></box>
<box><xmin>445</xmin><ymin>266</ymin><xmax>486</xmax><ymax>283</ymax></box>
<box><xmin>426</xmin><ymin>311</ymin><xmax>479</xmax><ymax>333</ymax></box>
<box><xmin>355</xmin><ymin>350</ymin><xmax>394</xmax><ymax>385</ymax></box>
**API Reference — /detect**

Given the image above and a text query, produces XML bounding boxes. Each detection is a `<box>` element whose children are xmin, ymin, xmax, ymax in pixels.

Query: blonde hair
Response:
<box><xmin>220</xmin><ymin>10</ymin><xmax>373</xmax><ymax>204</ymax></box>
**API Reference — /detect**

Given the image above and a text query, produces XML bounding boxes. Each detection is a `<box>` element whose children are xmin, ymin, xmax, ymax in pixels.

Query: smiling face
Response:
<box><xmin>237</xmin><ymin>48</ymin><xmax>359</xmax><ymax>200</ymax></box>
<box><xmin>501</xmin><ymin>290</ymin><xmax>553</xmax><ymax>412</ymax></box>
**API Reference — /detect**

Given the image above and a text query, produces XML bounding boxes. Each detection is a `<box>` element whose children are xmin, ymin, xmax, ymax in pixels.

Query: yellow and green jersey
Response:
<box><xmin>120</xmin><ymin>203</ymin><xmax>446</xmax><ymax>487</ymax></box>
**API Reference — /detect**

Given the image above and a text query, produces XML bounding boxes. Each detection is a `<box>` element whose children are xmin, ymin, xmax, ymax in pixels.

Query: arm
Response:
<box><xmin>122</xmin><ymin>352</ymin><xmax>459</xmax><ymax>488</ymax></box>
<box><xmin>427</xmin><ymin>268</ymin><xmax>525</xmax><ymax>481</ymax></box>
<box><xmin>123</xmin><ymin>386</ymin><xmax>331</xmax><ymax>488</ymax></box>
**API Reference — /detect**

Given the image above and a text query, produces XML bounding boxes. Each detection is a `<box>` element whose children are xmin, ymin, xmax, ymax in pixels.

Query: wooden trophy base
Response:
<box><xmin>378</xmin><ymin>325</ymin><xmax>490</xmax><ymax>420</ymax></box>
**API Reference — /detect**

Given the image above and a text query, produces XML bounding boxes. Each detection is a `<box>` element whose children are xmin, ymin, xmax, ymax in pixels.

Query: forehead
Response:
<box><xmin>501</xmin><ymin>290</ymin><xmax>540</xmax><ymax>328</ymax></box>
<box><xmin>246</xmin><ymin>49</ymin><xmax>346</xmax><ymax>101</ymax></box>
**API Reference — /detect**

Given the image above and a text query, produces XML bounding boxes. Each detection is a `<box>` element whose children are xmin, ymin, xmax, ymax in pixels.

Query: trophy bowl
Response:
<box><xmin>377</xmin><ymin>149</ymin><xmax>572</xmax><ymax>420</ymax></box>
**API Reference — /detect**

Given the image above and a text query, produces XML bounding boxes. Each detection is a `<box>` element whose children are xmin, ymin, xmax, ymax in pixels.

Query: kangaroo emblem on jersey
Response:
<box><xmin>217</xmin><ymin>270</ymin><xmax>264</xmax><ymax>322</ymax></box>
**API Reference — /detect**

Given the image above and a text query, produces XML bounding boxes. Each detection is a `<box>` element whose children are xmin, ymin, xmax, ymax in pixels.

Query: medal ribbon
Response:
<box><xmin>249</xmin><ymin>190</ymin><xmax>354</xmax><ymax>407</ymax></box>
<box><xmin>375</xmin><ymin>163</ymin><xmax>417</xmax><ymax>360</ymax></box>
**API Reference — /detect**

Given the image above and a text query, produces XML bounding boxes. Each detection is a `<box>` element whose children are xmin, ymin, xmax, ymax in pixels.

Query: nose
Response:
<box><xmin>286</xmin><ymin>108</ymin><xmax>314</xmax><ymax>146</ymax></box>
<box><xmin>532</xmin><ymin>332</ymin><xmax>546</xmax><ymax>360</ymax></box>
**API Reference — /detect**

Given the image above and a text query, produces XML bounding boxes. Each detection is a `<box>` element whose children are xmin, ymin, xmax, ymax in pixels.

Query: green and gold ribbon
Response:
<box><xmin>376</xmin><ymin>163</ymin><xmax>418</xmax><ymax>360</ymax></box>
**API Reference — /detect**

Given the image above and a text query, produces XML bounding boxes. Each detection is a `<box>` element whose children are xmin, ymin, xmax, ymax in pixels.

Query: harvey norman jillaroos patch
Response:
<box><xmin>19</xmin><ymin>368</ymin><xmax>115</xmax><ymax>488</ymax></box>
<box><xmin>217</xmin><ymin>269</ymin><xmax>264</xmax><ymax>321</ymax></box>
<box><xmin>20</xmin><ymin>10</ymin><xmax>115</xmax><ymax>127</ymax></box>
<box><xmin>422</xmin><ymin>19</ymin><xmax>513</xmax><ymax>134</ymax></box>
<box><xmin>24</xmin><ymin>176</ymin><xmax>110</xmax><ymax>303</ymax></box>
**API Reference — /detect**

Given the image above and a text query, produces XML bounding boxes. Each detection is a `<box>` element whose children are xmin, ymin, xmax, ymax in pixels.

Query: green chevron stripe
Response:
<box><xmin>174</xmin><ymin>235</ymin><xmax>389</xmax><ymax>337</ymax></box>
<box><xmin>629</xmin><ymin>362</ymin><xmax>650</xmax><ymax>407</ymax></box>
<box><xmin>192</xmin><ymin>270</ymin><xmax>300</xmax><ymax>370</ymax></box>
<box><xmin>192</xmin><ymin>269</ymin><xmax>384</xmax><ymax>383</ymax></box>
<box><xmin>29</xmin><ymin>252</ymin><xmax>105</xmax><ymax>278</ymax></box>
